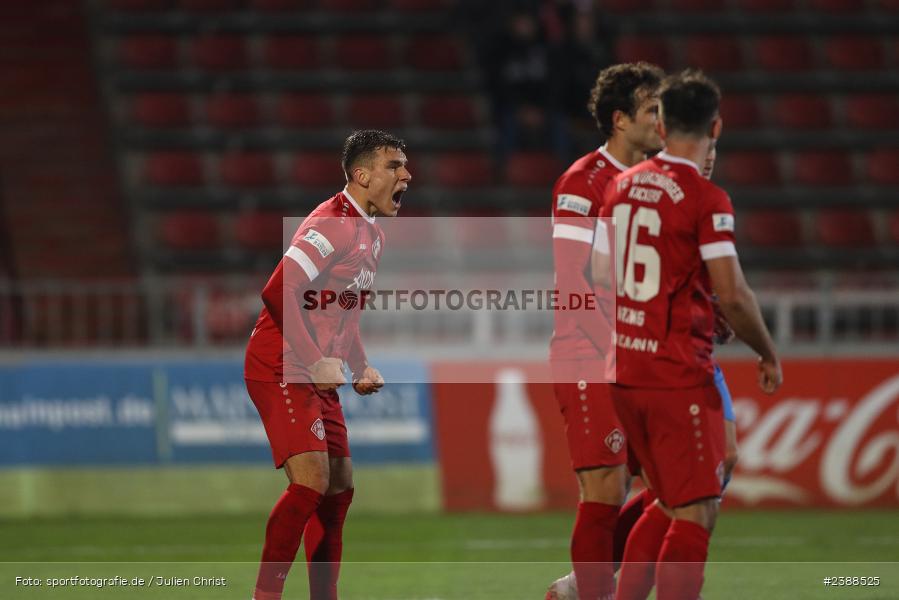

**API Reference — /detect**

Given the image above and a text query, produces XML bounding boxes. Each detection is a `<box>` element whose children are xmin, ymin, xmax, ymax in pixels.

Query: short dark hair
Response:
<box><xmin>659</xmin><ymin>69</ymin><xmax>721</xmax><ymax>137</ymax></box>
<box><xmin>588</xmin><ymin>62</ymin><xmax>664</xmax><ymax>139</ymax></box>
<box><xmin>341</xmin><ymin>129</ymin><xmax>406</xmax><ymax>179</ymax></box>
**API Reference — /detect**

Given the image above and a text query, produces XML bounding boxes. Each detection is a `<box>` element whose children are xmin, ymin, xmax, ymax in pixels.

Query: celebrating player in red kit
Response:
<box><xmin>548</xmin><ymin>62</ymin><xmax>664</xmax><ymax>600</ymax></box>
<box><xmin>244</xmin><ymin>130</ymin><xmax>411</xmax><ymax>600</ymax></box>
<box><xmin>598</xmin><ymin>71</ymin><xmax>782</xmax><ymax>600</ymax></box>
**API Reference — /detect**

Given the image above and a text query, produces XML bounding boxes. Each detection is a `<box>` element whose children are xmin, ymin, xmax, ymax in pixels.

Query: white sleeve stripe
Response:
<box><xmin>552</xmin><ymin>223</ymin><xmax>594</xmax><ymax>245</ymax></box>
<box><xmin>593</xmin><ymin>220</ymin><xmax>610</xmax><ymax>252</ymax></box>
<box><xmin>285</xmin><ymin>246</ymin><xmax>319</xmax><ymax>281</ymax></box>
<box><xmin>700</xmin><ymin>241</ymin><xmax>738</xmax><ymax>260</ymax></box>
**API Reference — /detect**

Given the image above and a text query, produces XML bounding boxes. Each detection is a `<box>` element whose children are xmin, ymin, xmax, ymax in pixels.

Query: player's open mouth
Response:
<box><xmin>392</xmin><ymin>189</ymin><xmax>404</xmax><ymax>208</ymax></box>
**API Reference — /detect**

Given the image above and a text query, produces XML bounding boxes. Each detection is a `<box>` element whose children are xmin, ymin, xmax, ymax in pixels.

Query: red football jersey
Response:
<box><xmin>550</xmin><ymin>145</ymin><xmax>627</xmax><ymax>360</ymax></box>
<box><xmin>245</xmin><ymin>190</ymin><xmax>384</xmax><ymax>382</ymax></box>
<box><xmin>599</xmin><ymin>152</ymin><xmax>737</xmax><ymax>388</ymax></box>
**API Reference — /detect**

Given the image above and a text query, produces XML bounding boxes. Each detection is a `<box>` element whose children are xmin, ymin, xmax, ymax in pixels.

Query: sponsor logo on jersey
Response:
<box><xmin>713</xmin><ymin>213</ymin><xmax>735</xmax><ymax>232</ymax></box>
<box><xmin>605</xmin><ymin>428</ymin><xmax>624</xmax><ymax>454</ymax></box>
<box><xmin>557</xmin><ymin>194</ymin><xmax>592</xmax><ymax>216</ymax></box>
<box><xmin>311</xmin><ymin>418</ymin><xmax>325</xmax><ymax>441</ymax></box>
<box><xmin>372</xmin><ymin>237</ymin><xmax>381</xmax><ymax>259</ymax></box>
<box><xmin>303</xmin><ymin>229</ymin><xmax>334</xmax><ymax>258</ymax></box>
<box><xmin>348</xmin><ymin>267</ymin><xmax>376</xmax><ymax>290</ymax></box>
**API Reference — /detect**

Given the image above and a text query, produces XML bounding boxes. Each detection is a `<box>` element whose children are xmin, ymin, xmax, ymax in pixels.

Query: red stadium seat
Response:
<box><xmin>277</xmin><ymin>93</ymin><xmax>335</xmax><ymax>128</ymax></box>
<box><xmin>319</xmin><ymin>0</ymin><xmax>379</xmax><ymax>10</ymax></box>
<box><xmin>143</xmin><ymin>152</ymin><xmax>205</xmax><ymax>186</ymax></box>
<box><xmin>670</xmin><ymin>0</ymin><xmax>725</xmax><ymax>11</ymax></box>
<box><xmin>598</xmin><ymin>0</ymin><xmax>656</xmax><ymax>12</ymax></box>
<box><xmin>179</xmin><ymin>0</ymin><xmax>242</xmax><ymax>10</ymax></box>
<box><xmin>158</xmin><ymin>212</ymin><xmax>220</xmax><ymax>250</ymax></box>
<box><xmin>716</xmin><ymin>151</ymin><xmax>782</xmax><ymax>186</ymax></box>
<box><xmin>219</xmin><ymin>153</ymin><xmax>277</xmax><ymax>188</ymax></box>
<box><xmin>419</xmin><ymin>95</ymin><xmax>479</xmax><ymax>129</ymax></box>
<box><xmin>262</xmin><ymin>35</ymin><xmax>321</xmax><ymax>70</ymax></box>
<box><xmin>614</xmin><ymin>36</ymin><xmax>671</xmax><ymax>69</ymax></box>
<box><xmin>290</xmin><ymin>152</ymin><xmax>346</xmax><ymax>187</ymax></box>
<box><xmin>431</xmin><ymin>153</ymin><xmax>495</xmax><ymax>188</ymax></box>
<box><xmin>346</xmin><ymin>95</ymin><xmax>406</xmax><ymax>128</ymax></box>
<box><xmin>234</xmin><ymin>212</ymin><xmax>285</xmax><ymax>251</ymax></box>
<box><xmin>742</xmin><ymin>210</ymin><xmax>804</xmax><ymax>247</ymax></box>
<box><xmin>815</xmin><ymin>210</ymin><xmax>875</xmax><ymax>247</ymax></box>
<box><xmin>405</xmin><ymin>36</ymin><xmax>464</xmax><ymax>71</ymax></box>
<box><xmin>718</xmin><ymin>95</ymin><xmax>762</xmax><ymax>130</ymax></box>
<box><xmin>844</xmin><ymin>94</ymin><xmax>899</xmax><ymax>129</ymax></box>
<box><xmin>792</xmin><ymin>150</ymin><xmax>854</xmax><ymax>186</ymax></box>
<box><xmin>250</xmin><ymin>0</ymin><xmax>314</xmax><ymax>9</ymax></box>
<box><xmin>867</xmin><ymin>148</ymin><xmax>899</xmax><ymax>185</ymax></box>
<box><xmin>808</xmin><ymin>0</ymin><xmax>858</xmax><ymax>10</ymax></box>
<box><xmin>131</xmin><ymin>93</ymin><xmax>191</xmax><ymax>128</ymax></box>
<box><xmin>106</xmin><ymin>0</ymin><xmax>170</xmax><ymax>10</ymax></box>
<box><xmin>504</xmin><ymin>152</ymin><xmax>562</xmax><ymax>187</ymax></box>
<box><xmin>388</xmin><ymin>0</ymin><xmax>449</xmax><ymax>11</ymax></box>
<box><xmin>334</xmin><ymin>36</ymin><xmax>392</xmax><ymax>70</ymax></box>
<box><xmin>771</xmin><ymin>94</ymin><xmax>833</xmax><ymax>129</ymax></box>
<box><xmin>118</xmin><ymin>35</ymin><xmax>179</xmax><ymax>70</ymax></box>
<box><xmin>889</xmin><ymin>211</ymin><xmax>899</xmax><ymax>244</ymax></box>
<box><xmin>823</xmin><ymin>36</ymin><xmax>885</xmax><ymax>70</ymax></box>
<box><xmin>736</xmin><ymin>0</ymin><xmax>797</xmax><ymax>10</ymax></box>
<box><xmin>190</xmin><ymin>35</ymin><xmax>248</xmax><ymax>71</ymax></box>
<box><xmin>204</xmin><ymin>93</ymin><xmax>260</xmax><ymax>129</ymax></box>
<box><xmin>753</xmin><ymin>36</ymin><xmax>814</xmax><ymax>71</ymax></box>
<box><xmin>683</xmin><ymin>35</ymin><xmax>744</xmax><ymax>72</ymax></box>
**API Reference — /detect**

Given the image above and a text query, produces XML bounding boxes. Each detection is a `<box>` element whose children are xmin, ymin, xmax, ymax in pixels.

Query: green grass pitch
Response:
<box><xmin>2</xmin><ymin>510</ymin><xmax>898</xmax><ymax>599</ymax></box>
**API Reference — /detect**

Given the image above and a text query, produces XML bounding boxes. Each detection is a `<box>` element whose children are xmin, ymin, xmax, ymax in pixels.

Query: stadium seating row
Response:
<box><xmin>601</xmin><ymin>0</ymin><xmax>898</xmax><ymax>13</ymax></box>
<box><xmin>115</xmin><ymin>34</ymin><xmax>465</xmax><ymax>72</ymax></box>
<box><xmin>129</xmin><ymin>92</ymin><xmax>481</xmax><ymax>130</ymax></box>
<box><xmin>106</xmin><ymin>0</ymin><xmax>449</xmax><ymax>12</ymax></box>
<box><xmin>155</xmin><ymin>208</ymin><xmax>899</xmax><ymax>251</ymax></box>
<box><xmin>616</xmin><ymin>34</ymin><xmax>899</xmax><ymax>72</ymax></box>
<box><xmin>136</xmin><ymin>149</ymin><xmax>899</xmax><ymax>188</ymax></box>
<box><xmin>126</xmin><ymin>91</ymin><xmax>897</xmax><ymax>131</ymax></box>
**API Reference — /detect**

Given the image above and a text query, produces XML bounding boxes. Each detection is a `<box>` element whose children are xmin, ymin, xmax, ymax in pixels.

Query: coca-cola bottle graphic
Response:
<box><xmin>489</xmin><ymin>368</ymin><xmax>545</xmax><ymax>510</ymax></box>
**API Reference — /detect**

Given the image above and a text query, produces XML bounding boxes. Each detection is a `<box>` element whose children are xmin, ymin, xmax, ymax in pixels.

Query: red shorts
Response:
<box><xmin>610</xmin><ymin>384</ymin><xmax>725</xmax><ymax>508</ymax></box>
<box><xmin>552</xmin><ymin>365</ymin><xmax>627</xmax><ymax>470</ymax></box>
<box><xmin>245</xmin><ymin>379</ymin><xmax>350</xmax><ymax>468</ymax></box>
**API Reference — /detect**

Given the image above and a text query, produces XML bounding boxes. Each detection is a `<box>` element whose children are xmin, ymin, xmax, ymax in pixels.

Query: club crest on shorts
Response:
<box><xmin>311</xmin><ymin>418</ymin><xmax>325</xmax><ymax>441</ymax></box>
<box><xmin>605</xmin><ymin>428</ymin><xmax>624</xmax><ymax>454</ymax></box>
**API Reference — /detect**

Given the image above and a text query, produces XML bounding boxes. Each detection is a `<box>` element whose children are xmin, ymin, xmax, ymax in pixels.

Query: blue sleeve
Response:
<box><xmin>714</xmin><ymin>364</ymin><xmax>735</xmax><ymax>422</ymax></box>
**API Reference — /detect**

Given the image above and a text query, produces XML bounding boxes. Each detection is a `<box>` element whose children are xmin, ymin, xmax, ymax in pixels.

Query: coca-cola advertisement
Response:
<box><xmin>433</xmin><ymin>358</ymin><xmax>899</xmax><ymax>511</ymax></box>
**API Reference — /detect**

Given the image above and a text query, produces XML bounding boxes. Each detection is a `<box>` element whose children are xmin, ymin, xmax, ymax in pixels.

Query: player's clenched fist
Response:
<box><xmin>353</xmin><ymin>366</ymin><xmax>384</xmax><ymax>395</ymax></box>
<box><xmin>311</xmin><ymin>357</ymin><xmax>346</xmax><ymax>391</ymax></box>
<box><xmin>757</xmin><ymin>357</ymin><xmax>783</xmax><ymax>394</ymax></box>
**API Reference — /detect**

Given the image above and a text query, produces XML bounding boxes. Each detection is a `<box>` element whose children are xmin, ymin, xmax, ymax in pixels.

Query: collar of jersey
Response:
<box><xmin>598</xmin><ymin>144</ymin><xmax>629</xmax><ymax>172</ymax></box>
<box><xmin>342</xmin><ymin>187</ymin><xmax>376</xmax><ymax>224</ymax></box>
<box><xmin>655</xmin><ymin>151</ymin><xmax>701</xmax><ymax>174</ymax></box>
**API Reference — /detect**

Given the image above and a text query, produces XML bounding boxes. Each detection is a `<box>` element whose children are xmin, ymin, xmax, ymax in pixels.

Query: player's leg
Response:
<box><xmin>550</xmin><ymin>375</ymin><xmax>628</xmax><ymax>600</ymax></box>
<box><xmin>570</xmin><ymin>464</ymin><xmax>628</xmax><ymax>600</ymax></box>
<box><xmin>304</xmin><ymin>392</ymin><xmax>353</xmax><ymax>600</ymax></box>
<box><xmin>715</xmin><ymin>364</ymin><xmax>738</xmax><ymax>489</ymax></box>
<box><xmin>648</xmin><ymin>385</ymin><xmax>726</xmax><ymax>600</ymax></box>
<box><xmin>247</xmin><ymin>380</ymin><xmax>331</xmax><ymax>600</ymax></box>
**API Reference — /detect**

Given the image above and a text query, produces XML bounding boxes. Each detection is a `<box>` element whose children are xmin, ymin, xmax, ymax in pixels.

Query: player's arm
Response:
<box><xmin>705</xmin><ymin>255</ymin><xmax>781</xmax><ymax>393</ymax></box>
<box><xmin>261</xmin><ymin>221</ymin><xmax>349</xmax><ymax>390</ymax></box>
<box><xmin>553</xmin><ymin>185</ymin><xmax>613</xmax><ymax>356</ymax></box>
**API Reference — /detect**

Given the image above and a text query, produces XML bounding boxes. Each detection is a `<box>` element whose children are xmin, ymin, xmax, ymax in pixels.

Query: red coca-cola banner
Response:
<box><xmin>432</xmin><ymin>358</ymin><xmax>899</xmax><ymax>511</ymax></box>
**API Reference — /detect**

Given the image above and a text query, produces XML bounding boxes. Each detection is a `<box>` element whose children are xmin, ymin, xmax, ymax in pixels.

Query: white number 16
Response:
<box><xmin>613</xmin><ymin>204</ymin><xmax>661</xmax><ymax>302</ymax></box>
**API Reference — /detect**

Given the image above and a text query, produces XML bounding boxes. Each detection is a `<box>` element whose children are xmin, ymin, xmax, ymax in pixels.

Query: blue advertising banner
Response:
<box><xmin>0</xmin><ymin>358</ymin><xmax>433</xmax><ymax>467</ymax></box>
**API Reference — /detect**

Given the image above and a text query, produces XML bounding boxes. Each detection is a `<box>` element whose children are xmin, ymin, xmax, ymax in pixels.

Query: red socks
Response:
<box><xmin>254</xmin><ymin>483</ymin><xmax>323</xmax><ymax>600</ymax></box>
<box><xmin>615</xmin><ymin>501</ymin><xmax>671</xmax><ymax>600</ymax></box>
<box><xmin>655</xmin><ymin>519</ymin><xmax>710</xmax><ymax>600</ymax></box>
<box><xmin>613</xmin><ymin>489</ymin><xmax>653</xmax><ymax>569</ymax></box>
<box><xmin>571</xmin><ymin>501</ymin><xmax>619</xmax><ymax>600</ymax></box>
<box><xmin>305</xmin><ymin>488</ymin><xmax>354</xmax><ymax>600</ymax></box>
